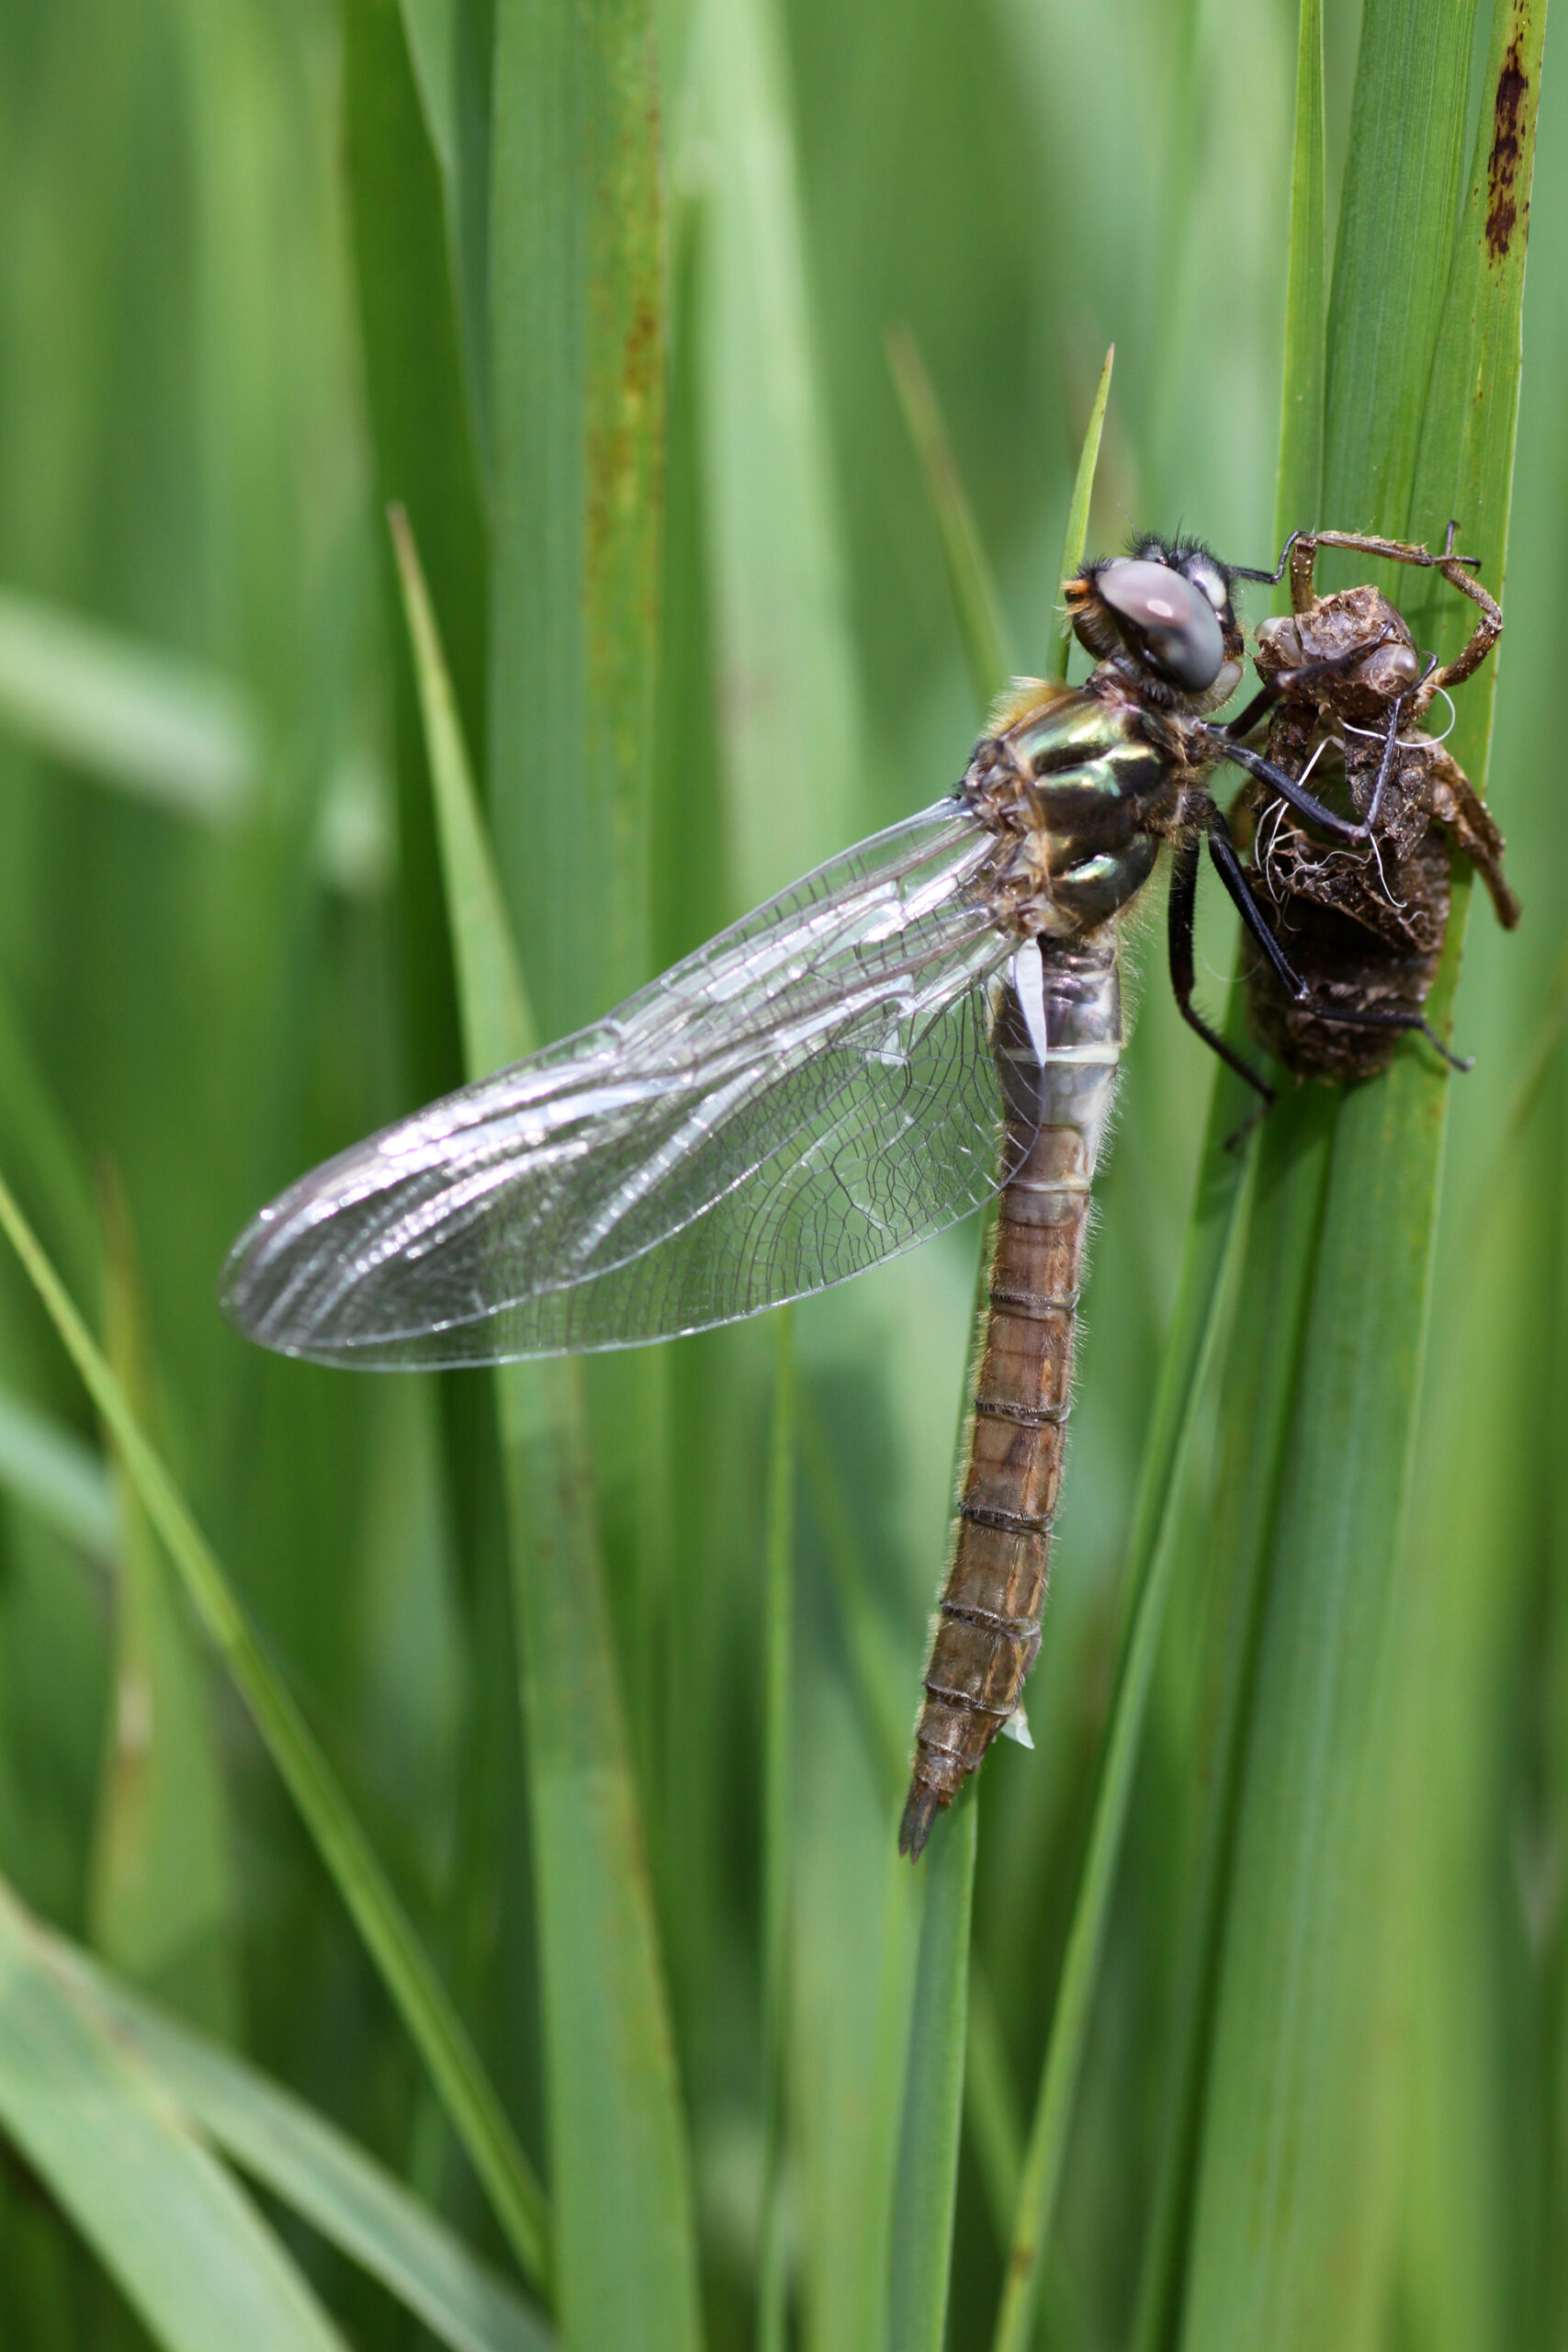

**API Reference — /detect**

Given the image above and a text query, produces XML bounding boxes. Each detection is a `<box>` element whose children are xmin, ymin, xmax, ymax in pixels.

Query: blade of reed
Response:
<box><xmin>880</xmin><ymin>359</ymin><xmax>1013</xmax><ymax>2346</ymax></box>
<box><xmin>883</xmin><ymin>324</ymin><xmax>1011</xmax><ymax>710</ymax></box>
<box><xmin>0</xmin><ymin>981</ymin><xmax>100</xmax><ymax>1315</ymax></box>
<box><xmin>988</xmin><ymin>1050</ymin><xmax>1258</xmax><ymax>2352</ymax></box>
<box><xmin>756</xmin><ymin>1306</ymin><xmax>794</xmax><ymax>2352</ymax></box>
<box><xmin>1177</xmin><ymin>7</ymin><xmax>1543</xmax><ymax>2344</ymax></box>
<box><xmin>963</xmin><ymin>1959</ymin><xmax>1023</xmax><ymax>2246</ymax></box>
<box><xmin>488</xmin><ymin>0</ymin><xmax>663</xmax><ymax>1036</ymax></box>
<box><xmin>1320</xmin><ymin>0</ymin><xmax>1483</xmax><ymax>535</ymax></box>
<box><xmin>397</xmin><ymin>0</ymin><xmax>495</xmax><ymax>478</ymax></box>
<box><xmin>392</xmin><ymin>511</ymin><xmax>702</xmax><ymax>2352</ymax></box>
<box><xmin>1274</xmin><ymin>0</ymin><xmax>1325</xmax><ymax>542</ymax></box>
<box><xmin>0</xmin><ymin>1166</ymin><xmax>552</xmax><ymax>2290</ymax></box>
<box><xmin>694</xmin><ymin>0</ymin><xmax>862</xmax><ymax>899</ymax></box>
<box><xmin>342</xmin><ymin>0</ymin><xmax>490</xmax><ymax>1105</ymax></box>
<box><xmin>886</xmin><ymin>1783</ymin><xmax>976</xmax><ymax>2352</ymax></box>
<box><xmin>86</xmin><ymin>1177</ymin><xmax>237</xmax><ymax>2037</ymax></box>
<box><xmin>0</xmin><ymin>586</ymin><xmax>257</xmax><ymax>822</ymax></box>
<box><xmin>797</xmin><ymin>1396</ymin><xmax>909</xmax><ymax>1798</ymax></box>
<box><xmin>1127</xmin><ymin>19</ymin><xmax>1333</xmax><ymax>2342</ymax></box>
<box><xmin>0</xmin><ymin>1876</ymin><xmax>348</xmax><ymax>2352</ymax></box>
<box><xmin>0</xmin><ymin>1386</ymin><xmax>114</xmax><ymax>1560</ymax></box>
<box><xmin>1045</xmin><ymin>344</ymin><xmax>1113</xmax><ymax>684</ymax></box>
<box><xmin>1128</xmin><ymin>1097</ymin><xmax>1337</xmax><ymax>2352</ymax></box>
<box><xmin>43</xmin><ymin>1924</ymin><xmax>555</xmax><ymax>2352</ymax></box>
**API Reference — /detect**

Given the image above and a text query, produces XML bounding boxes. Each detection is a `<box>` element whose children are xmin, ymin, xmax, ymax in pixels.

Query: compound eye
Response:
<box><xmin>1099</xmin><ymin>560</ymin><xmax>1225</xmax><ymax>691</ymax></box>
<box><xmin>1184</xmin><ymin>558</ymin><xmax>1230</xmax><ymax>613</ymax></box>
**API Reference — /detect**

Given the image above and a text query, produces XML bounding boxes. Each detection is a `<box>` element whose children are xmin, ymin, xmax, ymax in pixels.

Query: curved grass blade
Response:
<box><xmin>0</xmin><ymin>1167</ymin><xmax>551</xmax><ymax>2292</ymax></box>
<box><xmin>884</xmin><ymin>324</ymin><xmax>1010</xmax><ymax>711</ymax></box>
<box><xmin>42</xmin><ymin>1923</ymin><xmax>554</xmax><ymax>2352</ymax></box>
<box><xmin>0</xmin><ymin>1386</ymin><xmax>114</xmax><ymax>1560</ymax></box>
<box><xmin>0</xmin><ymin>1877</ymin><xmax>348</xmax><ymax>2352</ymax></box>
<box><xmin>1045</xmin><ymin>343</ymin><xmax>1113</xmax><ymax>684</ymax></box>
<box><xmin>392</xmin><ymin>512</ymin><xmax>703</xmax><ymax>2352</ymax></box>
<box><xmin>1177</xmin><ymin>7</ymin><xmax>1546</xmax><ymax>2343</ymax></box>
<box><xmin>0</xmin><ymin>584</ymin><xmax>257</xmax><ymax>823</ymax></box>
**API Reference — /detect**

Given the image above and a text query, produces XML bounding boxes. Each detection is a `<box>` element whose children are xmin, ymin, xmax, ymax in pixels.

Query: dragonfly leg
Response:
<box><xmin>1205</xmin><ymin>812</ymin><xmax>1473</xmax><ymax>1072</ymax></box>
<box><xmin>1167</xmin><ymin>835</ymin><xmax>1274</xmax><ymax>1110</ymax></box>
<box><xmin>1207</xmin><ymin>733</ymin><xmax>1370</xmax><ymax>845</ymax></box>
<box><xmin>1224</xmin><ymin>529</ymin><xmax>1303</xmax><ymax>585</ymax></box>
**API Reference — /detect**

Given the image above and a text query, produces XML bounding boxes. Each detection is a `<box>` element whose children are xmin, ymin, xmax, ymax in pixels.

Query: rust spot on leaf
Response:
<box><xmin>1485</xmin><ymin>31</ymin><xmax>1529</xmax><ymax>262</ymax></box>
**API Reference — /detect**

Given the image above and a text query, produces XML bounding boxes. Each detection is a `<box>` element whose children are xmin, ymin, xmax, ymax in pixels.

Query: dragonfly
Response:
<box><xmin>223</xmin><ymin>529</ymin><xmax>1438</xmax><ymax>1858</ymax></box>
<box><xmin>1230</xmin><ymin>526</ymin><xmax>1518</xmax><ymax>1078</ymax></box>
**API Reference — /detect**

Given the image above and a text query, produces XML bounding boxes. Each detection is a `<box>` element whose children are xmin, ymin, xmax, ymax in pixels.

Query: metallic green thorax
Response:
<box><xmin>963</xmin><ymin>676</ymin><xmax>1214</xmax><ymax>941</ymax></box>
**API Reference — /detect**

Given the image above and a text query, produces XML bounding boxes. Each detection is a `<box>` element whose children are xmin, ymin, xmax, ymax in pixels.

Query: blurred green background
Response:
<box><xmin>0</xmin><ymin>0</ymin><xmax>1561</xmax><ymax>2345</ymax></box>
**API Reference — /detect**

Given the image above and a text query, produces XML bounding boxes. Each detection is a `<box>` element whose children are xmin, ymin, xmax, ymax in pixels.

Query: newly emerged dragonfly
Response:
<box><xmin>223</xmin><ymin>531</ymin><xmax>1440</xmax><ymax>1857</ymax></box>
<box><xmin>1231</xmin><ymin>526</ymin><xmax>1518</xmax><ymax>1078</ymax></box>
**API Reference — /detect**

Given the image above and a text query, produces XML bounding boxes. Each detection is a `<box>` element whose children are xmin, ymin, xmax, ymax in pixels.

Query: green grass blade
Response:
<box><xmin>87</xmin><ymin>1180</ymin><xmax>238</xmax><ymax>2036</ymax></box>
<box><xmin>393</xmin><ymin>510</ymin><xmax>703</xmax><ymax>2352</ymax></box>
<box><xmin>1178</xmin><ymin>9</ymin><xmax>1545</xmax><ymax>2344</ymax></box>
<box><xmin>489</xmin><ymin>0</ymin><xmax>664</xmax><ymax>1034</ymax></box>
<box><xmin>343</xmin><ymin>0</ymin><xmax>491</xmax><ymax>1111</ymax></box>
<box><xmin>44</xmin><ymin>1926</ymin><xmax>555</xmax><ymax>2352</ymax></box>
<box><xmin>0</xmin><ymin>1165</ymin><xmax>552</xmax><ymax>2291</ymax></box>
<box><xmin>398</xmin><ymin>0</ymin><xmax>494</xmax><ymax>471</ymax></box>
<box><xmin>1128</xmin><ymin>1099</ymin><xmax>1337</xmax><ymax>2352</ymax></box>
<box><xmin>1045</xmin><ymin>344</ymin><xmax>1113</xmax><ymax>684</ymax></box>
<box><xmin>1275</xmin><ymin>0</ymin><xmax>1325</xmax><ymax>541</ymax></box>
<box><xmin>963</xmin><ymin>1960</ymin><xmax>1023</xmax><ymax>2249</ymax></box>
<box><xmin>756</xmin><ymin>1307</ymin><xmax>794</xmax><ymax>2352</ymax></box>
<box><xmin>886</xmin><ymin>1786</ymin><xmax>976</xmax><ymax>2352</ymax></box>
<box><xmin>1121</xmin><ymin>25</ymin><xmax>1337</xmax><ymax>2336</ymax></box>
<box><xmin>0</xmin><ymin>585</ymin><xmax>257</xmax><ymax>822</ymax></box>
<box><xmin>1322</xmin><ymin>0</ymin><xmax>1482</xmax><ymax>534</ymax></box>
<box><xmin>695</xmin><ymin>0</ymin><xmax>863</xmax><ymax>899</ymax></box>
<box><xmin>0</xmin><ymin>981</ymin><xmax>100</xmax><ymax>1313</ymax></box>
<box><xmin>390</xmin><ymin>505</ymin><xmax>533</xmax><ymax>1068</ymax></box>
<box><xmin>497</xmin><ymin>1360</ymin><xmax>704</xmax><ymax>2352</ymax></box>
<box><xmin>0</xmin><ymin>1876</ymin><xmax>348</xmax><ymax>2352</ymax></box>
<box><xmin>990</xmin><ymin>1055</ymin><xmax>1258</xmax><ymax>2352</ymax></box>
<box><xmin>0</xmin><ymin>1387</ymin><xmax>114</xmax><ymax>1560</ymax></box>
<box><xmin>884</xmin><ymin>324</ymin><xmax>1011</xmax><ymax>711</ymax></box>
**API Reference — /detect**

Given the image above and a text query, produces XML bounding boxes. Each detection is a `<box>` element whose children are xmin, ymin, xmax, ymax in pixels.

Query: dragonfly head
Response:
<box><xmin>1065</xmin><ymin>535</ymin><xmax>1245</xmax><ymax>709</ymax></box>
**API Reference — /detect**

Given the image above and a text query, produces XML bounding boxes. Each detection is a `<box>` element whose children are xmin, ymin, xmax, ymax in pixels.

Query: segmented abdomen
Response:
<box><xmin>899</xmin><ymin>937</ymin><xmax>1121</xmax><ymax>1859</ymax></box>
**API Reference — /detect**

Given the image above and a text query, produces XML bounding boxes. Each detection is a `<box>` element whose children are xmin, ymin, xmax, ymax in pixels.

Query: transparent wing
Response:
<box><xmin>222</xmin><ymin>801</ymin><xmax>1021</xmax><ymax>1365</ymax></box>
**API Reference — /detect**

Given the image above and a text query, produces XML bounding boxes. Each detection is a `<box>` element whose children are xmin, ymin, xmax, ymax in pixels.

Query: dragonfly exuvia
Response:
<box><xmin>223</xmin><ymin>530</ymin><xmax>1478</xmax><ymax>1857</ymax></box>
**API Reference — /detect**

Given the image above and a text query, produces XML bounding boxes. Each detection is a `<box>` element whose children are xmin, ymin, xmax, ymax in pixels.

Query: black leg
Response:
<box><xmin>1360</xmin><ymin>695</ymin><xmax>1404</xmax><ymax>831</ymax></box>
<box><xmin>1205</xmin><ymin>813</ymin><xmax>1474</xmax><ymax>1070</ymax></box>
<box><xmin>1225</xmin><ymin>530</ymin><xmax>1302</xmax><ymax>584</ymax></box>
<box><xmin>1167</xmin><ymin>834</ymin><xmax>1275</xmax><ymax>1106</ymax></box>
<box><xmin>1358</xmin><ymin>660</ymin><xmax>1434</xmax><ymax>829</ymax></box>
<box><xmin>1206</xmin><ymin>734</ymin><xmax>1369</xmax><ymax>845</ymax></box>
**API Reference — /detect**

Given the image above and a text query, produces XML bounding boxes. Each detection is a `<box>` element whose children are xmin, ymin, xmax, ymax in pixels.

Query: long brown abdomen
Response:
<box><xmin>900</xmin><ymin>942</ymin><xmax>1118</xmax><ymax>1860</ymax></box>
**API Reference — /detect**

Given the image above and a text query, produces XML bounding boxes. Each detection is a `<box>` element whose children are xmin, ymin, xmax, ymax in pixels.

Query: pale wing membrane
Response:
<box><xmin>222</xmin><ymin>804</ymin><xmax>1021</xmax><ymax>1365</ymax></box>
